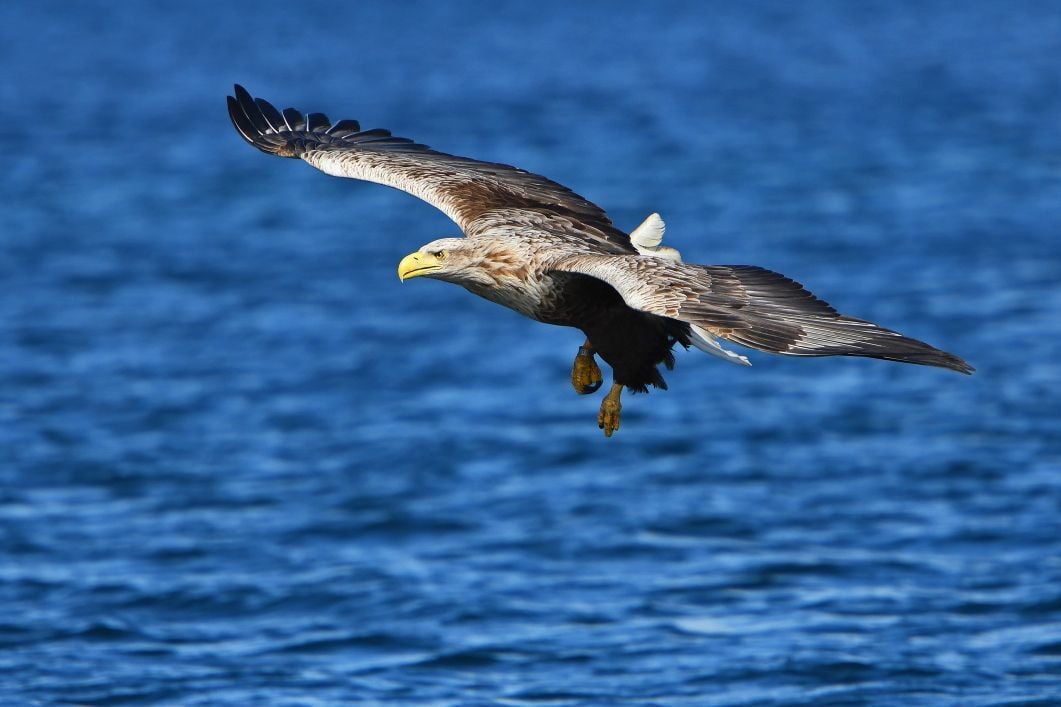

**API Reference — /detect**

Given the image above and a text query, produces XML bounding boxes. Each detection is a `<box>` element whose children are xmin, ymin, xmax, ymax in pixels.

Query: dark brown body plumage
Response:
<box><xmin>546</xmin><ymin>272</ymin><xmax>691</xmax><ymax>392</ymax></box>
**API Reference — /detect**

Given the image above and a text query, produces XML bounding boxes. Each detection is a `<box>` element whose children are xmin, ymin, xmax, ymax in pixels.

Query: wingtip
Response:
<box><xmin>224</xmin><ymin>86</ymin><xmax>430</xmax><ymax>161</ymax></box>
<box><xmin>227</xmin><ymin>93</ymin><xmax>260</xmax><ymax>147</ymax></box>
<box><xmin>941</xmin><ymin>351</ymin><xmax>975</xmax><ymax>375</ymax></box>
<box><xmin>228</xmin><ymin>84</ymin><xmax>296</xmax><ymax>156</ymax></box>
<box><xmin>908</xmin><ymin>350</ymin><xmax>975</xmax><ymax>375</ymax></box>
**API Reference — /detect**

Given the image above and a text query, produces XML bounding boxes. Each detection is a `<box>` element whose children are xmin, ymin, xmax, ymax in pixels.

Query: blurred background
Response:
<box><xmin>1</xmin><ymin>1</ymin><xmax>1059</xmax><ymax>704</ymax></box>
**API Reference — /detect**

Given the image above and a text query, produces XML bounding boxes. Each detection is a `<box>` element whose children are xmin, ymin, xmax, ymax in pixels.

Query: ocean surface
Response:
<box><xmin>2</xmin><ymin>1</ymin><xmax>1060</xmax><ymax>704</ymax></box>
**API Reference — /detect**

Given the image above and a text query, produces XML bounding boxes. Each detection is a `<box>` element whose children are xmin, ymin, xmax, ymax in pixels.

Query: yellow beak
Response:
<box><xmin>397</xmin><ymin>251</ymin><xmax>442</xmax><ymax>282</ymax></box>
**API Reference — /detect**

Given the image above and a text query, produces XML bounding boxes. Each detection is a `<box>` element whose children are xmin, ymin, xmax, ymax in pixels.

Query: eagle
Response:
<box><xmin>227</xmin><ymin>85</ymin><xmax>973</xmax><ymax>437</ymax></box>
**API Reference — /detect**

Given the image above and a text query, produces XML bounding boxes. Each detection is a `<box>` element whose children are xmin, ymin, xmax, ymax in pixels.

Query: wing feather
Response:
<box><xmin>227</xmin><ymin>85</ymin><xmax>631</xmax><ymax>249</ymax></box>
<box><xmin>282</xmin><ymin>107</ymin><xmax>305</xmax><ymax>131</ymax></box>
<box><xmin>550</xmin><ymin>254</ymin><xmax>973</xmax><ymax>373</ymax></box>
<box><xmin>254</xmin><ymin>98</ymin><xmax>286</xmax><ymax>133</ymax></box>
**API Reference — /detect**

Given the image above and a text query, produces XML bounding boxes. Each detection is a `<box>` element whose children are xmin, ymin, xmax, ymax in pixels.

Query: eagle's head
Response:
<box><xmin>397</xmin><ymin>238</ymin><xmax>499</xmax><ymax>287</ymax></box>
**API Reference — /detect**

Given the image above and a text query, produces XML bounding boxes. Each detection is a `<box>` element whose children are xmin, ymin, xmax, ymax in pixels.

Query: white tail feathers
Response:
<box><xmin>690</xmin><ymin>325</ymin><xmax>752</xmax><ymax>366</ymax></box>
<box><xmin>630</xmin><ymin>213</ymin><xmax>682</xmax><ymax>262</ymax></box>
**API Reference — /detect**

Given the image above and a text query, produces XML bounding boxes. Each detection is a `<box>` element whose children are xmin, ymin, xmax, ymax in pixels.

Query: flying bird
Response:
<box><xmin>227</xmin><ymin>85</ymin><xmax>973</xmax><ymax>437</ymax></box>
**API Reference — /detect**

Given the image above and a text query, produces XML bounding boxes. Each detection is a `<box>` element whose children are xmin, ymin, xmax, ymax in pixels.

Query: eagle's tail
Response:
<box><xmin>689</xmin><ymin>325</ymin><xmax>752</xmax><ymax>366</ymax></box>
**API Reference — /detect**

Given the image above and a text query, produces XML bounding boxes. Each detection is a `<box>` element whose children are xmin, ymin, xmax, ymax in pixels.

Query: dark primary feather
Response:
<box><xmin>227</xmin><ymin>85</ymin><xmax>422</xmax><ymax>157</ymax></box>
<box><xmin>282</xmin><ymin>107</ymin><xmax>305</xmax><ymax>131</ymax></box>
<box><xmin>227</xmin><ymin>85</ymin><xmax>632</xmax><ymax>250</ymax></box>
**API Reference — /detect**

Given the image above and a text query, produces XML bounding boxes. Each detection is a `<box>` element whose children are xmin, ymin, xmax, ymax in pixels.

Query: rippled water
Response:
<box><xmin>2</xmin><ymin>1</ymin><xmax>1060</xmax><ymax>704</ymax></box>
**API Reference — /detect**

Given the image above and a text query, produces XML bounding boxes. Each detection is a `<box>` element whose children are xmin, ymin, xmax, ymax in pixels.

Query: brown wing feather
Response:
<box><xmin>227</xmin><ymin>85</ymin><xmax>631</xmax><ymax>250</ymax></box>
<box><xmin>550</xmin><ymin>254</ymin><xmax>974</xmax><ymax>374</ymax></box>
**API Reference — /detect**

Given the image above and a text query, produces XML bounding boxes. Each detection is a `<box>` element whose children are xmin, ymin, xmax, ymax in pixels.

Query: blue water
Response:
<box><xmin>2</xmin><ymin>1</ymin><xmax>1060</xmax><ymax>704</ymax></box>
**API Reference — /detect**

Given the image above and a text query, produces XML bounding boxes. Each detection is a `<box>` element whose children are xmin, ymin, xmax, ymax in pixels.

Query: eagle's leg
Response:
<box><xmin>571</xmin><ymin>339</ymin><xmax>603</xmax><ymax>395</ymax></box>
<box><xmin>598</xmin><ymin>383</ymin><xmax>623</xmax><ymax>437</ymax></box>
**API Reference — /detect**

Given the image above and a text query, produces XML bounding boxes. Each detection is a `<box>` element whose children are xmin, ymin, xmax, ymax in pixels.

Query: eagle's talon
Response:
<box><xmin>571</xmin><ymin>349</ymin><xmax>603</xmax><ymax>395</ymax></box>
<box><xmin>598</xmin><ymin>398</ymin><xmax>621</xmax><ymax>437</ymax></box>
<box><xmin>597</xmin><ymin>383</ymin><xmax>623</xmax><ymax>437</ymax></box>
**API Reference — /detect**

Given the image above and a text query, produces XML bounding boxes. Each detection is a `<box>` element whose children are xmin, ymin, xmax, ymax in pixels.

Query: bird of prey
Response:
<box><xmin>227</xmin><ymin>85</ymin><xmax>973</xmax><ymax>437</ymax></box>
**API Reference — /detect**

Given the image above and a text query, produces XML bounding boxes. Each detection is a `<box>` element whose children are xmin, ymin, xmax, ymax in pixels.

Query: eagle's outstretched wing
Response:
<box><xmin>550</xmin><ymin>254</ymin><xmax>974</xmax><ymax>373</ymax></box>
<box><xmin>227</xmin><ymin>85</ymin><xmax>632</xmax><ymax>251</ymax></box>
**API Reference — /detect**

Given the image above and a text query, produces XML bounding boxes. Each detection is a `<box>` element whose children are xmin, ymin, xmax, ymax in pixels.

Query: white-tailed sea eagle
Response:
<box><xmin>227</xmin><ymin>85</ymin><xmax>972</xmax><ymax>437</ymax></box>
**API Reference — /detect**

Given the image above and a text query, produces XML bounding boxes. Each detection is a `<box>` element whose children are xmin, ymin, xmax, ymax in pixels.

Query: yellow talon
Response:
<box><xmin>597</xmin><ymin>383</ymin><xmax>623</xmax><ymax>437</ymax></box>
<box><xmin>572</xmin><ymin>354</ymin><xmax>603</xmax><ymax>395</ymax></box>
<box><xmin>571</xmin><ymin>345</ymin><xmax>603</xmax><ymax>395</ymax></box>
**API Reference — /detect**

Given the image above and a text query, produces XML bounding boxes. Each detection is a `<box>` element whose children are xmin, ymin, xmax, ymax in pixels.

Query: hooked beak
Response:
<box><xmin>397</xmin><ymin>251</ymin><xmax>443</xmax><ymax>282</ymax></box>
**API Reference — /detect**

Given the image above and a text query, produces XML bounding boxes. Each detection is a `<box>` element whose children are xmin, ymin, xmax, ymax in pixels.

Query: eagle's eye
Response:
<box><xmin>433</xmin><ymin>250</ymin><xmax>448</xmax><ymax>260</ymax></box>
